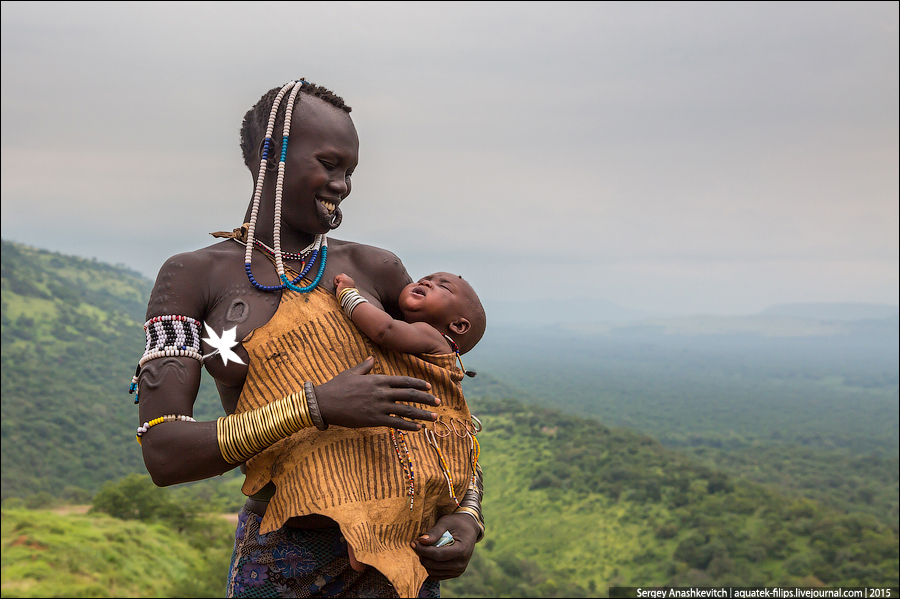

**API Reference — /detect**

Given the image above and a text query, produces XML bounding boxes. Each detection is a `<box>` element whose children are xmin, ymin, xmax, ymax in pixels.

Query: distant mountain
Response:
<box><xmin>482</xmin><ymin>298</ymin><xmax>900</xmax><ymax>330</ymax></box>
<box><xmin>759</xmin><ymin>302</ymin><xmax>899</xmax><ymax>321</ymax></box>
<box><xmin>549</xmin><ymin>312</ymin><xmax>899</xmax><ymax>339</ymax></box>
<box><xmin>482</xmin><ymin>296</ymin><xmax>657</xmax><ymax>326</ymax></box>
<box><xmin>467</xmin><ymin>304</ymin><xmax>899</xmax><ymax>456</ymax></box>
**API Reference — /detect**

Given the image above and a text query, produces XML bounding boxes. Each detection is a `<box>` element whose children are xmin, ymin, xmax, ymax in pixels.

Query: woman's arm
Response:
<box><xmin>137</xmin><ymin>251</ymin><xmax>441</xmax><ymax>487</ymax></box>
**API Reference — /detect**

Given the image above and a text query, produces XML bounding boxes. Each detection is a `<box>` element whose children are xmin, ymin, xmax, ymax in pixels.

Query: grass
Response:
<box><xmin>1</xmin><ymin>508</ymin><xmax>233</xmax><ymax>598</ymax></box>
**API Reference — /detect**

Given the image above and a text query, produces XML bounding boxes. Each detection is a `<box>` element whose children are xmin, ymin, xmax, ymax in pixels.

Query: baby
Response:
<box><xmin>334</xmin><ymin>271</ymin><xmax>486</xmax><ymax>571</ymax></box>
<box><xmin>334</xmin><ymin>271</ymin><xmax>485</xmax><ymax>364</ymax></box>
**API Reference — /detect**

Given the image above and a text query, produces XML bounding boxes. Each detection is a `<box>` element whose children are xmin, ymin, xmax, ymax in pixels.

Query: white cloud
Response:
<box><xmin>2</xmin><ymin>0</ymin><xmax>897</xmax><ymax>314</ymax></box>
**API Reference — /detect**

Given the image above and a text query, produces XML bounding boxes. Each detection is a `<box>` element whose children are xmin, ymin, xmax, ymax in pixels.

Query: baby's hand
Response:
<box><xmin>334</xmin><ymin>273</ymin><xmax>356</xmax><ymax>294</ymax></box>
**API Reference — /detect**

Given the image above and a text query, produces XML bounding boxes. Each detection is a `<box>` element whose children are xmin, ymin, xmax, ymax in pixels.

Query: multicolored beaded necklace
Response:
<box><xmin>424</xmin><ymin>426</ymin><xmax>460</xmax><ymax>508</ymax></box>
<box><xmin>253</xmin><ymin>238</ymin><xmax>314</xmax><ymax>263</ymax></box>
<box><xmin>390</xmin><ymin>428</ymin><xmax>416</xmax><ymax>510</ymax></box>
<box><xmin>442</xmin><ymin>334</ymin><xmax>477</xmax><ymax>378</ymax></box>
<box><xmin>243</xmin><ymin>80</ymin><xmax>329</xmax><ymax>294</ymax></box>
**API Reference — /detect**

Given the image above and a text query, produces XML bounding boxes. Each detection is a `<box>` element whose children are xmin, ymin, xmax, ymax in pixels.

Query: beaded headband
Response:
<box><xmin>243</xmin><ymin>80</ymin><xmax>338</xmax><ymax>294</ymax></box>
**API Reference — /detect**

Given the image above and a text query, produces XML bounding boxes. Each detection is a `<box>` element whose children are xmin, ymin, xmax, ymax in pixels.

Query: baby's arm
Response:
<box><xmin>335</xmin><ymin>274</ymin><xmax>447</xmax><ymax>355</ymax></box>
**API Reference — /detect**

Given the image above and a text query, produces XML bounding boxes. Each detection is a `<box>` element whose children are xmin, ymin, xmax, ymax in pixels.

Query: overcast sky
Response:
<box><xmin>2</xmin><ymin>1</ymin><xmax>898</xmax><ymax>317</ymax></box>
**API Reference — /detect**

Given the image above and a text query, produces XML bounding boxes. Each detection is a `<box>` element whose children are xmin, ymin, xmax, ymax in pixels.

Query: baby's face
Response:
<box><xmin>399</xmin><ymin>272</ymin><xmax>473</xmax><ymax>329</ymax></box>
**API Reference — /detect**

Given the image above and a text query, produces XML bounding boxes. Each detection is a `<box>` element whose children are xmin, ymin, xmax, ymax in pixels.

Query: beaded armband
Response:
<box><xmin>140</xmin><ymin>315</ymin><xmax>204</xmax><ymax>367</ymax></box>
<box><xmin>128</xmin><ymin>315</ymin><xmax>204</xmax><ymax>403</ymax></box>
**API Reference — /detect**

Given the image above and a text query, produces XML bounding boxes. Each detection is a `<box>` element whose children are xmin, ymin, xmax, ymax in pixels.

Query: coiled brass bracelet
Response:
<box><xmin>217</xmin><ymin>389</ymin><xmax>315</xmax><ymax>464</ymax></box>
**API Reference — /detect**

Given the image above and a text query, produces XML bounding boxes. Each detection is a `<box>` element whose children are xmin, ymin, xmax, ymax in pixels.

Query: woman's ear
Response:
<box><xmin>449</xmin><ymin>317</ymin><xmax>471</xmax><ymax>336</ymax></box>
<box><xmin>258</xmin><ymin>137</ymin><xmax>280</xmax><ymax>172</ymax></box>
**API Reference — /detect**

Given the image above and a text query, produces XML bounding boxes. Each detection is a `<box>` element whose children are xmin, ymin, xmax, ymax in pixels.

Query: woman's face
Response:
<box><xmin>279</xmin><ymin>97</ymin><xmax>359</xmax><ymax>237</ymax></box>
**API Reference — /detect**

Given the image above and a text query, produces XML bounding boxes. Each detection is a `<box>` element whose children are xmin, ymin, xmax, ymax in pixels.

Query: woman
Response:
<box><xmin>133</xmin><ymin>80</ymin><xmax>483</xmax><ymax>597</ymax></box>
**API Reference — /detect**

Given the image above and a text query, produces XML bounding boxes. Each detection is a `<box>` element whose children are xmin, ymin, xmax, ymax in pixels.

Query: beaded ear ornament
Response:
<box><xmin>442</xmin><ymin>334</ymin><xmax>476</xmax><ymax>377</ymax></box>
<box><xmin>243</xmin><ymin>79</ymin><xmax>340</xmax><ymax>294</ymax></box>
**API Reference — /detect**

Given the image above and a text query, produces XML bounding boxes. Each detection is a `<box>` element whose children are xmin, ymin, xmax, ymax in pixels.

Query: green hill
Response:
<box><xmin>0</xmin><ymin>240</ymin><xmax>225</xmax><ymax>501</ymax></box>
<box><xmin>441</xmin><ymin>399</ymin><xmax>899</xmax><ymax>595</ymax></box>
<box><xmin>1</xmin><ymin>506</ymin><xmax>234</xmax><ymax>598</ymax></box>
<box><xmin>3</xmin><ymin>401</ymin><xmax>898</xmax><ymax>597</ymax></box>
<box><xmin>2</xmin><ymin>240</ymin><xmax>898</xmax><ymax>595</ymax></box>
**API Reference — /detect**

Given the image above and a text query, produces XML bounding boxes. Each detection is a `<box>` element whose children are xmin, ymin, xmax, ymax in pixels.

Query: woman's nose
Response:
<box><xmin>327</xmin><ymin>175</ymin><xmax>349</xmax><ymax>196</ymax></box>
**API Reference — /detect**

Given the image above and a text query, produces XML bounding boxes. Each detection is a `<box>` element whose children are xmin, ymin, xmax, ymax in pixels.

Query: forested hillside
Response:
<box><xmin>451</xmin><ymin>399</ymin><xmax>898</xmax><ymax>592</ymax></box>
<box><xmin>3</xmin><ymin>400</ymin><xmax>898</xmax><ymax>597</ymax></box>
<box><xmin>1</xmin><ymin>240</ymin><xmax>225</xmax><ymax>501</ymax></box>
<box><xmin>2</xmin><ymin>240</ymin><xmax>898</xmax><ymax>596</ymax></box>
<box><xmin>464</xmin><ymin>319</ymin><xmax>900</xmax><ymax>529</ymax></box>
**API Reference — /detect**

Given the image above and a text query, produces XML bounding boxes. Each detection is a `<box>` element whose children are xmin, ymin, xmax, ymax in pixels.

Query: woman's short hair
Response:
<box><xmin>240</xmin><ymin>81</ymin><xmax>351</xmax><ymax>168</ymax></box>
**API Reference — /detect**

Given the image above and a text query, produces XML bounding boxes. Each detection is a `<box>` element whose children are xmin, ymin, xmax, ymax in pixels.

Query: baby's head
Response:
<box><xmin>399</xmin><ymin>272</ymin><xmax>485</xmax><ymax>355</ymax></box>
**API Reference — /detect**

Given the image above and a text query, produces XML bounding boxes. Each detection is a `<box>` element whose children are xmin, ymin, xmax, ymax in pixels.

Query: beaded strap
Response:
<box><xmin>424</xmin><ymin>428</ymin><xmax>460</xmax><ymax>508</ymax></box>
<box><xmin>244</xmin><ymin>82</ymin><xmax>293</xmax><ymax>269</ymax></box>
<box><xmin>470</xmin><ymin>434</ymin><xmax>481</xmax><ymax>486</ymax></box>
<box><xmin>390</xmin><ymin>428</ymin><xmax>416</xmax><ymax>510</ymax></box>
<box><xmin>272</xmin><ymin>83</ymin><xmax>305</xmax><ymax>281</ymax></box>
<box><xmin>253</xmin><ymin>238</ymin><xmax>316</xmax><ymax>262</ymax></box>
<box><xmin>442</xmin><ymin>334</ymin><xmax>476</xmax><ymax>377</ymax></box>
<box><xmin>136</xmin><ymin>414</ymin><xmax>196</xmax><ymax>445</ymax></box>
<box><xmin>241</xmin><ymin>79</ymin><xmax>332</xmax><ymax>295</ymax></box>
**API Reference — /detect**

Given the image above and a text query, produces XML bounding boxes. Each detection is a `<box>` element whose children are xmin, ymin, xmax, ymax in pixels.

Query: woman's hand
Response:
<box><xmin>314</xmin><ymin>357</ymin><xmax>440</xmax><ymax>430</ymax></box>
<box><xmin>411</xmin><ymin>513</ymin><xmax>479</xmax><ymax>580</ymax></box>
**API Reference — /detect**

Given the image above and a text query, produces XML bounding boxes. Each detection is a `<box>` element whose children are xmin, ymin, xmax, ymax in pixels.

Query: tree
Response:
<box><xmin>91</xmin><ymin>474</ymin><xmax>197</xmax><ymax>529</ymax></box>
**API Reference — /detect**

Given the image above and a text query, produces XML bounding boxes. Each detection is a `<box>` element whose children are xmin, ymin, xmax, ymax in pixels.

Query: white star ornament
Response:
<box><xmin>202</xmin><ymin>323</ymin><xmax>246</xmax><ymax>366</ymax></box>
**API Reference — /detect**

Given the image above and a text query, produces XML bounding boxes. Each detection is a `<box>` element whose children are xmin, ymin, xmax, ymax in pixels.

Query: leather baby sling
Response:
<box><xmin>237</xmin><ymin>282</ymin><xmax>474</xmax><ymax>598</ymax></box>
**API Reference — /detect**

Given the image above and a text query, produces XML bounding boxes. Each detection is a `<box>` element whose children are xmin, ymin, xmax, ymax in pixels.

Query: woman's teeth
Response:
<box><xmin>321</xmin><ymin>200</ymin><xmax>336</xmax><ymax>213</ymax></box>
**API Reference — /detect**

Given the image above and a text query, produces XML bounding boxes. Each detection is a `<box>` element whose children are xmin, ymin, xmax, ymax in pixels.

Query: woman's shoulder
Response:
<box><xmin>328</xmin><ymin>238</ymin><xmax>411</xmax><ymax>308</ymax></box>
<box><xmin>154</xmin><ymin>241</ymin><xmax>243</xmax><ymax>280</ymax></box>
<box><xmin>329</xmin><ymin>238</ymin><xmax>406</xmax><ymax>275</ymax></box>
<box><xmin>147</xmin><ymin>241</ymin><xmax>245</xmax><ymax>318</ymax></box>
